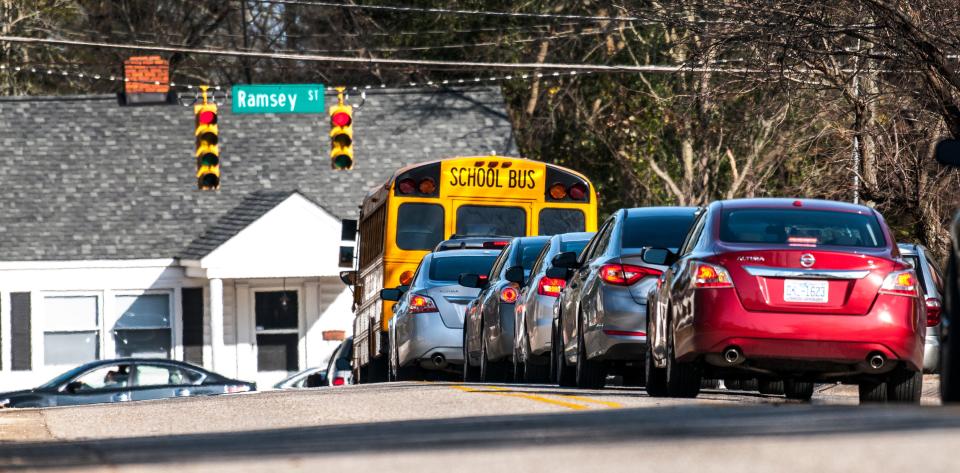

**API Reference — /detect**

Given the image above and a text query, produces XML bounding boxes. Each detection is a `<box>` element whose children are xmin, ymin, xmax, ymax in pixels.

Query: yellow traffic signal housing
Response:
<box><xmin>329</xmin><ymin>102</ymin><xmax>353</xmax><ymax>170</ymax></box>
<box><xmin>194</xmin><ymin>102</ymin><xmax>220</xmax><ymax>190</ymax></box>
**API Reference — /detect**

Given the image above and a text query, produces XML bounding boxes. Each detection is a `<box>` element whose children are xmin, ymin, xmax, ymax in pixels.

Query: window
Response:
<box><xmin>488</xmin><ymin>245</ymin><xmax>512</xmax><ymax>281</ymax></box>
<box><xmin>44</xmin><ymin>295</ymin><xmax>99</xmax><ymax>366</ymax></box>
<box><xmin>256</xmin><ymin>291</ymin><xmax>299</xmax><ymax>372</ymax></box>
<box><xmin>529</xmin><ymin>244</ymin><xmax>551</xmax><ymax>277</ymax></box>
<box><xmin>456</xmin><ymin>205</ymin><xmax>526</xmax><ymax>237</ymax></box>
<box><xmin>134</xmin><ymin>364</ymin><xmax>205</xmax><ymax>387</ymax></box>
<box><xmin>719</xmin><ymin>209</ymin><xmax>885</xmax><ymax>248</ymax></box>
<box><xmin>113</xmin><ymin>294</ymin><xmax>171</xmax><ymax>358</ymax></box>
<box><xmin>680</xmin><ymin>213</ymin><xmax>706</xmax><ymax>255</ymax></box>
<box><xmin>538</xmin><ymin>208</ymin><xmax>586</xmax><ymax>235</ymax></box>
<box><xmin>396</xmin><ymin>203</ymin><xmax>445</xmax><ymax>250</ymax></box>
<box><xmin>429</xmin><ymin>255</ymin><xmax>499</xmax><ymax>282</ymax></box>
<box><xmin>586</xmin><ymin>221</ymin><xmax>614</xmax><ymax>261</ymax></box>
<box><xmin>622</xmin><ymin>214</ymin><xmax>697</xmax><ymax>250</ymax></box>
<box><xmin>73</xmin><ymin>363</ymin><xmax>132</xmax><ymax>392</ymax></box>
<box><xmin>560</xmin><ymin>239</ymin><xmax>590</xmax><ymax>256</ymax></box>
<box><xmin>519</xmin><ymin>240</ymin><xmax>550</xmax><ymax>270</ymax></box>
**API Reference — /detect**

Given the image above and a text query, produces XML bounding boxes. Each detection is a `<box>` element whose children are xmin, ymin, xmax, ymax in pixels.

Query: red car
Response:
<box><xmin>643</xmin><ymin>199</ymin><xmax>925</xmax><ymax>403</ymax></box>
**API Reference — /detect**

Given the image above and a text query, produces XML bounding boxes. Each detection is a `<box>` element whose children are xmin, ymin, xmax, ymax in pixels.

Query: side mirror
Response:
<box><xmin>64</xmin><ymin>381</ymin><xmax>84</xmax><ymax>394</ymax></box>
<box><xmin>642</xmin><ymin>248</ymin><xmax>677</xmax><ymax>266</ymax></box>
<box><xmin>341</xmin><ymin>219</ymin><xmax>358</xmax><ymax>241</ymax></box>
<box><xmin>545</xmin><ymin>266</ymin><xmax>571</xmax><ymax>280</ymax></box>
<box><xmin>380</xmin><ymin>288</ymin><xmax>403</xmax><ymax>302</ymax></box>
<box><xmin>459</xmin><ymin>273</ymin><xmax>489</xmax><ymax>288</ymax></box>
<box><xmin>504</xmin><ymin>266</ymin><xmax>525</xmax><ymax>284</ymax></box>
<box><xmin>338</xmin><ymin>246</ymin><xmax>355</xmax><ymax>268</ymax></box>
<box><xmin>551</xmin><ymin>251</ymin><xmax>580</xmax><ymax>269</ymax></box>
<box><xmin>936</xmin><ymin>139</ymin><xmax>960</xmax><ymax>166</ymax></box>
<box><xmin>339</xmin><ymin>270</ymin><xmax>357</xmax><ymax>286</ymax></box>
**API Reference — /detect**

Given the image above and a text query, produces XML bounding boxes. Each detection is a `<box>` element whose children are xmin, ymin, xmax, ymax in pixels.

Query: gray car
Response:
<box><xmin>552</xmin><ymin>207</ymin><xmax>697</xmax><ymax>389</ymax></box>
<box><xmin>462</xmin><ymin>236</ymin><xmax>551</xmax><ymax>382</ymax></box>
<box><xmin>898</xmin><ymin>243</ymin><xmax>944</xmax><ymax>373</ymax></box>
<box><xmin>383</xmin><ymin>249</ymin><xmax>500</xmax><ymax>380</ymax></box>
<box><xmin>514</xmin><ymin>232</ymin><xmax>594</xmax><ymax>382</ymax></box>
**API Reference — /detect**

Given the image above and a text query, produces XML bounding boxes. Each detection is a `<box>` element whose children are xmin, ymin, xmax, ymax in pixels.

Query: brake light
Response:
<box><xmin>482</xmin><ymin>241</ymin><xmax>509</xmax><ymax>248</ymax></box>
<box><xmin>333</xmin><ymin>377</ymin><xmax>345</xmax><ymax>386</ymax></box>
<box><xmin>599</xmin><ymin>264</ymin><xmax>661</xmax><ymax>286</ymax></box>
<box><xmin>568</xmin><ymin>183</ymin><xmax>587</xmax><ymax>201</ymax></box>
<box><xmin>694</xmin><ymin>262</ymin><xmax>734</xmax><ymax>288</ymax></box>
<box><xmin>397</xmin><ymin>178</ymin><xmax>416</xmax><ymax>194</ymax></box>
<box><xmin>926</xmin><ymin>298</ymin><xmax>942</xmax><ymax>326</ymax></box>
<box><xmin>880</xmin><ymin>270</ymin><xmax>919</xmax><ymax>297</ymax></box>
<box><xmin>409</xmin><ymin>294</ymin><xmax>439</xmax><ymax>314</ymax></box>
<box><xmin>500</xmin><ymin>286</ymin><xmax>519</xmax><ymax>303</ymax></box>
<box><xmin>537</xmin><ymin>277</ymin><xmax>567</xmax><ymax>297</ymax></box>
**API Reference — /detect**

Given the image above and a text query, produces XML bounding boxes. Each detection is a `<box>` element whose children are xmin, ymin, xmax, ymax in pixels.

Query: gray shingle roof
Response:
<box><xmin>0</xmin><ymin>87</ymin><xmax>518</xmax><ymax>261</ymax></box>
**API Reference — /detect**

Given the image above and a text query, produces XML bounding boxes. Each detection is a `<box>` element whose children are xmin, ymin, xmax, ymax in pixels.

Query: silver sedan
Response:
<box><xmin>382</xmin><ymin>249</ymin><xmax>500</xmax><ymax>380</ymax></box>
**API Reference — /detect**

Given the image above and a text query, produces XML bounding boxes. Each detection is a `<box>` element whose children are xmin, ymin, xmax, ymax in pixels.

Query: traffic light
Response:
<box><xmin>194</xmin><ymin>101</ymin><xmax>220</xmax><ymax>190</ymax></box>
<box><xmin>329</xmin><ymin>88</ymin><xmax>353</xmax><ymax>170</ymax></box>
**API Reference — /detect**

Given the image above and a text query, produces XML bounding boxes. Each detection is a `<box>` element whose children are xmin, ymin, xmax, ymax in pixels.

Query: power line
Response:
<box><xmin>254</xmin><ymin>0</ymin><xmax>643</xmax><ymax>22</ymax></box>
<box><xmin>0</xmin><ymin>35</ymin><xmax>760</xmax><ymax>74</ymax></box>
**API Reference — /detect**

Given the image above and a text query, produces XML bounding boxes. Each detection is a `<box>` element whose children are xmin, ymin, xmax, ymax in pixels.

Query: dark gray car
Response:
<box><xmin>552</xmin><ymin>207</ymin><xmax>697</xmax><ymax>389</ymax></box>
<box><xmin>0</xmin><ymin>359</ymin><xmax>254</xmax><ymax>408</ymax></box>
<box><xmin>462</xmin><ymin>236</ymin><xmax>550</xmax><ymax>382</ymax></box>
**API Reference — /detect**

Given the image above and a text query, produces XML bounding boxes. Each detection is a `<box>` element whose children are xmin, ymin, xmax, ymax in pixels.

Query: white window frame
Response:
<box><xmin>110</xmin><ymin>290</ymin><xmax>176</xmax><ymax>360</ymax></box>
<box><xmin>251</xmin><ymin>287</ymin><xmax>304</xmax><ymax>372</ymax></box>
<box><xmin>39</xmin><ymin>291</ymin><xmax>103</xmax><ymax>368</ymax></box>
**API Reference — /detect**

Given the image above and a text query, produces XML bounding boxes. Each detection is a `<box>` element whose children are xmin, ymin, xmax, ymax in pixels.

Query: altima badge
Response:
<box><xmin>800</xmin><ymin>253</ymin><xmax>816</xmax><ymax>268</ymax></box>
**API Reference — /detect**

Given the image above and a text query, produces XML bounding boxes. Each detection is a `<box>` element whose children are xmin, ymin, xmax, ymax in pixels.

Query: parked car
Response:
<box><xmin>461</xmin><ymin>236</ymin><xmax>550</xmax><ymax>382</ymax></box>
<box><xmin>514</xmin><ymin>232</ymin><xmax>595</xmax><ymax>382</ymax></box>
<box><xmin>0</xmin><ymin>359</ymin><xmax>254</xmax><ymax>408</ymax></box>
<box><xmin>932</xmin><ymin>143</ymin><xmax>959</xmax><ymax>403</ymax></box>
<box><xmin>382</xmin><ymin>248</ymin><xmax>500</xmax><ymax>380</ymax></box>
<box><xmin>898</xmin><ymin>243</ymin><xmax>945</xmax><ymax>373</ymax></box>
<box><xmin>273</xmin><ymin>367</ymin><xmax>328</xmax><ymax>390</ymax></box>
<box><xmin>551</xmin><ymin>207</ymin><xmax>697</xmax><ymax>389</ymax></box>
<box><xmin>326</xmin><ymin>337</ymin><xmax>354</xmax><ymax>387</ymax></box>
<box><xmin>644</xmin><ymin>198</ymin><xmax>925</xmax><ymax>403</ymax></box>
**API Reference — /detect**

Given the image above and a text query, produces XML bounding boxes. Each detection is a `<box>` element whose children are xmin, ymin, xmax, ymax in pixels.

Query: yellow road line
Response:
<box><xmin>450</xmin><ymin>385</ymin><xmax>621</xmax><ymax>410</ymax></box>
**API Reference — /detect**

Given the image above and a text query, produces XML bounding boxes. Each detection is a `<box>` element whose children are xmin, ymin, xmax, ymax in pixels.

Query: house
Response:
<box><xmin>0</xmin><ymin>59</ymin><xmax>518</xmax><ymax>390</ymax></box>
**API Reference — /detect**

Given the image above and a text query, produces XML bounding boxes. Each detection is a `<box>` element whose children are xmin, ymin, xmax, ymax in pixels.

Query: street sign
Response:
<box><xmin>230</xmin><ymin>84</ymin><xmax>325</xmax><ymax>114</ymax></box>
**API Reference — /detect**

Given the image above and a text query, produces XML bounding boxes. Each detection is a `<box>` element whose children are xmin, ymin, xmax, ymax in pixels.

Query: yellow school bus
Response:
<box><xmin>349</xmin><ymin>155</ymin><xmax>598</xmax><ymax>382</ymax></box>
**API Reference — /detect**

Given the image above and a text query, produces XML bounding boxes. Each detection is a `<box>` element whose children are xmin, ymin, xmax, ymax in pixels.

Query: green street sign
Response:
<box><xmin>231</xmin><ymin>84</ymin><xmax>326</xmax><ymax>114</ymax></box>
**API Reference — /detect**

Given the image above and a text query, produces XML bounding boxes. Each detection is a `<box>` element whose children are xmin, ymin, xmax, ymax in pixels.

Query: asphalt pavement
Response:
<box><xmin>0</xmin><ymin>378</ymin><xmax>957</xmax><ymax>472</ymax></box>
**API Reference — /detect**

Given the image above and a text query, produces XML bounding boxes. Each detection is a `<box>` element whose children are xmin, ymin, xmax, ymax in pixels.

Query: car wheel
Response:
<box><xmin>784</xmin><ymin>379</ymin><xmax>815</xmax><ymax>401</ymax></box>
<box><xmin>644</xmin><ymin>343</ymin><xmax>669</xmax><ymax>397</ymax></box>
<box><xmin>887</xmin><ymin>367</ymin><xmax>922</xmax><ymax>403</ymax></box>
<box><xmin>724</xmin><ymin>378</ymin><xmax>742</xmax><ymax>390</ymax></box>
<box><xmin>858</xmin><ymin>378</ymin><xmax>888</xmax><ymax>403</ymax></box>
<box><xmin>555</xmin><ymin>319</ymin><xmax>577</xmax><ymax>387</ymax></box>
<box><xmin>758</xmin><ymin>379</ymin><xmax>785</xmax><ymax>395</ymax></box>
<box><xmin>701</xmin><ymin>378</ymin><xmax>721</xmax><ymax>390</ymax></box>
<box><xmin>513</xmin><ymin>346</ymin><xmax>525</xmax><ymax>383</ymax></box>
<box><xmin>463</xmin><ymin>329</ymin><xmax>480</xmax><ymax>382</ymax></box>
<box><xmin>575</xmin><ymin>319</ymin><xmax>606</xmax><ymax>389</ymax></box>
<box><xmin>665</xmin><ymin>328</ymin><xmax>701</xmax><ymax>398</ymax></box>
<box><xmin>741</xmin><ymin>378</ymin><xmax>760</xmax><ymax>391</ymax></box>
<box><xmin>524</xmin><ymin>355</ymin><xmax>550</xmax><ymax>384</ymax></box>
<box><xmin>944</xmin><ymin>252</ymin><xmax>959</xmax><ymax>403</ymax></box>
<box><xmin>395</xmin><ymin>363</ymin><xmax>420</xmax><ymax>381</ymax></box>
<box><xmin>480</xmin><ymin>333</ymin><xmax>508</xmax><ymax>383</ymax></box>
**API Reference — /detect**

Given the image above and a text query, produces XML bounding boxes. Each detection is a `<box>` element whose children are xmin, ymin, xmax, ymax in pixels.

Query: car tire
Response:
<box><xmin>621</xmin><ymin>368</ymin><xmax>645</xmax><ymax>387</ymax></box>
<box><xmin>463</xmin><ymin>330</ymin><xmax>480</xmax><ymax>382</ymax></box>
<box><xmin>741</xmin><ymin>378</ymin><xmax>760</xmax><ymax>391</ymax></box>
<box><xmin>724</xmin><ymin>378</ymin><xmax>742</xmax><ymax>390</ymax></box>
<box><xmin>887</xmin><ymin>367</ymin><xmax>922</xmax><ymax>403</ymax></box>
<box><xmin>555</xmin><ymin>320</ymin><xmax>577</xmax><ymax>387</ymax></box>
<box><xmin>575</xmin><ymin>320</ymin><xmax>606</xmax><ymax>389</ymax></box>
<box><xmin>644</xmin><ymin>330</ymin><xmax>669</xmax><ymax>397</ymax></box>
<box><xmin>665</xmin><ymin>329</ymin><xmax>701</xmax><ymax>398</ymax></box>
<box><xmin>701</xmin><ymin>378</ymin><xmax>721</xmax><ymax>390</ymax></box>
<box><xmin>758</xmin><ymin>379</ymin><xmax>785</xmax><ymax>395</ymax></box>
<box><xmin>859</xmin><ymin>378</ymin><xmax>888</xmax><ymax>403</ymax></box>
<box><xmin>481</xmin><ymin>334</ymin><xmax>508</xmax><ymax>383</ymax></box>
<box><xmin>513</xmin><ymin>347</ymin><xmax>525</xmax><ymax>383</ymax></box>
<box><xmin>395</xmin><ymin>363</ymin><xmax>420</xmax><ymax>381</ymax></box>
<box><xmin>943</xmin><ymin>252</ymin><xmax>959</xmax><ymax>403</ymax></box>
<box><xmin>784</xmin><ymin>379</ymin><xmax>815</xmax><ymax>401</ymax></box>
<box><xmin>524</xmin><ymin>356</ymin><xmax>551</xmax><ymax>384</ymax></box>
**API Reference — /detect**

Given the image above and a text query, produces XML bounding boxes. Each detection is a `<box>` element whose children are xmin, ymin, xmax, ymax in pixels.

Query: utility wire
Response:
<box><xmin>0</xmin><ymin>35</ymin><xmax>761</xmax><ymax>74</ymax></box>
<box><xmin>253</xmin><ymin>0</ymin><xmax>643</xmax><ymax>22</ymax></box>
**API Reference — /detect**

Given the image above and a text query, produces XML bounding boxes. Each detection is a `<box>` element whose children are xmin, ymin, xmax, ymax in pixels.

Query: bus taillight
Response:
<box><xmin>568</xmin><ymin>183</ymin><xmax>587</xmax><ymax>201</ymax></box>
<box><xmin>398</xmin><ymin>178</ymin><xmax>416</xmax><ymax>195</ymax></box>
<box><xmin>549</xmin><ymin>183</ymin><xmax>567</xmax><ymax>200</ymax></box>
<box><xmin>418</xmin><ymin>178</ymin><xmax>436</xmax><ymax>194</ymax></box>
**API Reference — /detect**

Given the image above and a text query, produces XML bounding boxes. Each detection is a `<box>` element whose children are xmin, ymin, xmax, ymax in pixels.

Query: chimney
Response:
<box><xmin>121</xmin><ymin>56</ymin><xmax>171</xmax><ymax>105</ymax></box>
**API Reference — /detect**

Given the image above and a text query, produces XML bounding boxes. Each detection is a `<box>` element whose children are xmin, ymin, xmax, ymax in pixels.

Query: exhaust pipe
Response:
<box><xmin>723</xmin><ymin>347</ymin><xmax>743</xmax><ymax>365</ymax></box>
<box><xmin>868</xmin><ymin>353</ymin><xmax>886</xmax><ymax>370</ymax></box>
<box><xmin>431</xmin><ymin>353</ymin><xmax>446</xmax><ymax>368</ymax></box>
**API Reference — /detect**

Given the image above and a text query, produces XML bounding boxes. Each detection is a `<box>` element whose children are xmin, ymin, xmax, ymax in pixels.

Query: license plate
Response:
<box><xmin>783</xmin><ymin>279</ymin><xmax>829</xmax><ymax>303</ymax></box>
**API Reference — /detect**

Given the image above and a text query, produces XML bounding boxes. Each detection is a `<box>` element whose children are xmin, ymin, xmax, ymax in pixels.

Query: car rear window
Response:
<box><xmin>621</xmin><ymin>214</ymin><xmax>696</xmax><ymax>250</ymax></box>
<box><xmin>560</xmin><ymin>239</ymin><xmax>590</xmax><ymax>255</ymax></box>
<box><xmin>520</xmin><ymin>241</ymin><xmax>549</xmax><ymax>269</ymax></box>
<box><xmin>429</xmin><ymin>255</ymin><xmax>499</xmax><ymax>282</ymax></box>
<box><xmin>720</xmin><ymin>209</ymin><xmax>885</xmax><ymax>248</ymax></box>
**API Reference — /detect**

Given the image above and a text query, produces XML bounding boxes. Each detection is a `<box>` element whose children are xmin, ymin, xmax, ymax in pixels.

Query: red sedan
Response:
<box><xmin>643</xmin><ymin>198</ymin><xmax>925</xmax><ymax>403</ymax></box>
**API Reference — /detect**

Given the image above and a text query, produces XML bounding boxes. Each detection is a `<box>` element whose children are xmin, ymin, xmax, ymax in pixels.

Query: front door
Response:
<box><xmin>255</xmin><ymin>291</ymin><xmax>300</xmax><ymax>379</ymax></box>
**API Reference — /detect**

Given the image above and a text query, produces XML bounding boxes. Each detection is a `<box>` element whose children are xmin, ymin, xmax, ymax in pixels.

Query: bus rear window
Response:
<box><xmin>538</xmin><ymin>208</ymin><xmax>585</xmax><ymax>235</ymax></box>
<box><xmin>429</xmin><ymin>255</ymin><xmax>498</xmax><ymax>282</ymax></box>
<box><xmin>456</xmin><ymin>206</ymin><xmax>525</xmax><ymax>237</ymax></box>
<box><xmin>396</xmin><ymin>203</ymin><xmax>444</xmax><ymax>250</ymax></box>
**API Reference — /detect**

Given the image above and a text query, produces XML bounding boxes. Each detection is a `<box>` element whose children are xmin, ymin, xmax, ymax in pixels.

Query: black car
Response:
<box><xmin>461</xmin><ymin>236</ymin><xmax>550</xmax><ymax>382</ymax></box>
<box><xmin>0</xmin><ymin>359</ymin><xmax>255</xmax><ymax>408</ymax></box>
<box><xmin>933</xmin><ymin>143</ymin><xmax>959</xmax><ymax>402</ymax></box>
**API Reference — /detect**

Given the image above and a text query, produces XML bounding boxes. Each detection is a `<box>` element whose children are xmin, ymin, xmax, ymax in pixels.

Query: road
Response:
<box><xmin>0</xmin><ymin>378</ymin><xmax>957</xmax><ymax>472</ymax></box>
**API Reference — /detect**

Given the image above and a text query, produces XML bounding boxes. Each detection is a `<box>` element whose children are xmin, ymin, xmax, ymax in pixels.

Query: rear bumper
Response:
<box><xmin>677</xmin><ymin>289</ymin><xmax>925</xmax><ymax>372</ymax></box>
<box><xmin>398</xmin><ymin>312</ymin><xmax>464</xmax><ymax>367</ymax></box>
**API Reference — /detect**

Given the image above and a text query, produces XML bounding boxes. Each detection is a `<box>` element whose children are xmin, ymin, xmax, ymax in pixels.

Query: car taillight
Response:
<box><xmin>409</xmin><ymin>295</ymin><xmax>439</xmax><ymax>314</ymax></box>
<box><xmin>599</xmin><ymin>263</ymin><xmax>661</xmax><ymax>286</ymax></box>
<box><xmin>693</xmin><ymin>262</ymin><xmax>734</xmax><ymax>288</ymax></box>
<box><xmin>926</xmin><ymin>298</ymin><xmax>942</xmax><ymax>326</ymax></box>
<box><xmin>482</xmin><ymin>241</ymin><xmax>509</xmax><ymax>248</ymax></box>
<box><xmin>500</xmin><ymin>286</ymin><xmax>519</xmax><ymax>303</ymax></box>
<box><xmin>880</xmin><ymin>270</ymin><xmax>919</xmax><ymax>297</ymax></box>
<box><xmin>538</xmin><ymin>277</ymin><xmax>567</xmax><ymax>297</ymax></box>
<box><xmin>333</xmin><ymin>377</ymin><xmax>345</xmax><ymax>386</ymax></box>
<box><xmin>224</xmin><ymin>385</ymin><xmax>251</xmax><ymax>394</ymax></box>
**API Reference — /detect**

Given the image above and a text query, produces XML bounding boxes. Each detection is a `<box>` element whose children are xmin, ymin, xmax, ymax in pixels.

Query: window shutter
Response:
<box><xmin>11</xmin><ymin>292</ymin><xmax>31</xmax><ymax>371</ymax></box>
<box><xmin>181</xmin><ymin>288</ymin><xmax>204</xmax><ymax>365</ymax></box>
